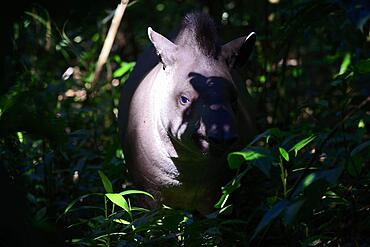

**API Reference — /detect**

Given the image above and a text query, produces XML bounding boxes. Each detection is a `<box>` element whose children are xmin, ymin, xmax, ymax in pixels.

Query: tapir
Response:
<box><xmin>118</xmin><ymin>12</ymin><xmax>256</xmax><ymax>214</ymax></box>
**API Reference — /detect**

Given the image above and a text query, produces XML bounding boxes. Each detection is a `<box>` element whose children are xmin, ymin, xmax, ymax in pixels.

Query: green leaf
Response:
<box><xmin>17</xmin><ymin>131</ymin><xmax>24</xmax><ymax>143</ymax></box>
<box><xmin>214</xmin><ymin>174</ymin><xmax>245</xmax><ymax>209</ymax></box>
<box><xmin>251</xmin><ymin>200</ymin><xmax>288</xmax><ymax>240</ymax></box>
<box><xmin>358</xmin><ymin>119</ymin><xmax>365</xmax><ymax>128</ymax></box>
<box><xmin>350</xmin><ymin>140</ymin><xmax>370</xmax><ymax>157</ymax></box>
<box><xmin>60</xmin><ymin>193</ymin><xmax>103</xmax><ymax>217</ymax></box>
<box><xmin>355</xmin><ymin>59</ymin><xmax>370</xmax><ymax>74</ymax></box>
<box><xmin>98</xmin><ymin>170</ymin><xmax>113</xmax><ymax>193</ymax></box>
<box><xmin>113</xmin><ymin>62</ymin><xmax>135</xmax><ymax>77</ymax></box>
<box><xmin>219</xmin><ymin>204</ymin><xmax>233</xmax><ymax>215</ymax></box>
<box><xmin>289</xmin><ymin>135</ymin><xmax>316</xmax><ymax>156</ymax></box>
<box><xmin>228</xmin><ymin>150</ymin><xmax>266</xmax><ymax>169</ymax></box>
<box><xmin>93</xmin><ymin>232</ymin><xmax>127</xmax><ymax>241</ymax></box>
<box><xmin>292</xmin><ymin>165</ymin><xmax>344</xmax><ymax>197</ymax></box>
<box><xmin>228</xmin><ymin>147</ymin><xmax>274</xmax><ymax>177</ymax></box>
<box><xmin>338</xmin><ymin>53</ymin><xmax>351</xmax><ymax>75</ymax></box>
<box><xmin>249</xmin><ymin>128</ymin><xmax>285</xmax><ymax>145</ymax></box>
<box><xmin>119</xmin><ymin>189</ymin><xmax>154</xmax><ymax>200</ymax></box>
<box><xmin>347</xmin><ymin>156</ymin><xmax>364</xmax><ymax>177</ymax></box>
<box><xmin>130</xmin><ymin>207</ymin><xmax>150</xmax><ymax>213</ymax></box>
<box><xmin>214</xmin><ymin>193</ymin><xmax>230</xmax><ymax>209</ymax></box>
<box><xmin>279</xmin><ymin>147</ymin><xmax>289</xmax><ymax>162</ymax></box>
<box><xmin>106</xmin><ymin>193</ymin><xmax>130</xmax><ymax>213</ymax></box>
<box><xmin>113</xmin><ymin>219</ymin><xmax>131</xmax><ymax>224</ymax></box>
<box><xmin>25</xmin><ymin>11</ymin><xmax>50</xmax><ymax>28</ymax></box>
<box><xmin>282</xmin><ymin>198</ymin><xmax>305</xmax><ymax>225</ymax></box>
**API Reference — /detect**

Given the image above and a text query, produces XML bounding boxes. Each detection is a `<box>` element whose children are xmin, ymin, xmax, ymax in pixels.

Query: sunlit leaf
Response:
<box><xmin>292</xmin><ymin>165</ymin><xmax>344</xmax><ymax>197</ymax></box>
<box><xmin>358</xmin><ymin>119</ymin><xmax>365</xmax><ymax>128</ymax></box>
<box><xmin>228</xmin><ymin>150</ymin><xmax>266</xmax><ymax>169</ymax></box>
<box><xmin>279</xmin><ymin>147</ymin><xmax>289</xmax><ymax>161</ymax></box>
<box><xmin>214</xmin><ymin>192</ymin><xmax>230</xmax><ymax>209</ymax></box>
<box><xmin>106</xmin><ymin>193</ymin><xmax>130</xmax><ymax>213</ymax></box>
<box><xmin>93</xmin><ymin>232</ymin><xmax>127</xmax><ymax>240</ymax></box>
<box><xmin>113</xmin><ymin>62</ymin><xmax>135</xmax><ymax>78</ymax></box>
<box><xmin>289</xmin><ymin>135</ymin><xmax>316</xmax><ymax>156</ymax></box>
<box><xmin>17</xmin><ymin>131</ymin><xmax>24</xmax><ymax>143</ymax></box>
<box><xmin>130</xmin><ymin>207</ymin><xmax>150</xmax><ymax>213</ymax></box>
<box><xmin>113</xmin><ymin>219</ymin><xmax>131</xmax><ymax>224</ymax></box>
<box><xmin>215</xmin><ymin>175</ymin><xmax>244</xmax><ymax>209</ymax></box>
<box><xmin>338</xmin><ymin>53</ymin><xmax>351</xmax><ymax>75</ymax></box>
<box><xmin>98</xmin><ymin>170</ymin><xmax>113</xmax><ymax>193</ymax></box>
<box><xmin>119</xmin><ymin>189</ymin><xmax>154</xmax><ymax>200</ymax></box>
<box><xmin>219</xmin><ymin>204</ymin><xmax>233</xmax><ymax>215</ymax></box>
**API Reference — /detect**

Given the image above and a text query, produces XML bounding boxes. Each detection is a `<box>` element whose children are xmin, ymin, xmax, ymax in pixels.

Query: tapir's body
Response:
<box><xmin>118</xmin><ymin>12</ymin><xmax>255</xmax><ymax>214</ymax></box>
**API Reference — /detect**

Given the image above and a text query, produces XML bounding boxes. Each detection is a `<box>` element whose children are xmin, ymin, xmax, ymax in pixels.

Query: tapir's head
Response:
<box><xmin>148</xmin><ymin>12</ymin><xmax>256</xmax><ymax>158</ymax></box>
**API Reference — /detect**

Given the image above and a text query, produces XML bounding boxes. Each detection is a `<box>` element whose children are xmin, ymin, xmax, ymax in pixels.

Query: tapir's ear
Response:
<box><xmin>221</xmin><ymin>32</ymin><xmax>256</xmax><ymax>68</ymax></box>
<box><xmin>148</xmin><ymin>27</ymin><xmax>177</xmax><ymax>69</ymax></box>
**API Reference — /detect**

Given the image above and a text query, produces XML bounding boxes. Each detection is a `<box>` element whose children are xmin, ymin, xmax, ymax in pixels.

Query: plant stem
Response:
<box><xmin>279</xmin><ymin>157</ymin><xmax>287</xmax><ymax>198</ymax></box>
<box><xmin>104</xmin><ymin>195</ymin><xmax>110</xmax><ymax>246</ymax></box>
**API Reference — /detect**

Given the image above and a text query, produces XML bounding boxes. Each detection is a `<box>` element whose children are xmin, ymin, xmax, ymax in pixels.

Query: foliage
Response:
<box><xmin>1</xmin><ymin>0</ymin><xmax>369</xmax><ymax>246</ymax></box>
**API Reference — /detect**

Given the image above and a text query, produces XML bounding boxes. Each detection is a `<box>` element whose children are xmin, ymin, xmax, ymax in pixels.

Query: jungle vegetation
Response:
<box><xmin>1</xmin><ymin>0</ymin><xmax>369</xmax><ymax>246</ymax></box>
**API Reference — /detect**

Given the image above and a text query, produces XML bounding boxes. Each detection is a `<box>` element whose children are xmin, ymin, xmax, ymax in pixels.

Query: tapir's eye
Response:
<box><xmin>179</xmin><ymin>95</ymin><xmax>190</xmax><ymax>105</ymax></box>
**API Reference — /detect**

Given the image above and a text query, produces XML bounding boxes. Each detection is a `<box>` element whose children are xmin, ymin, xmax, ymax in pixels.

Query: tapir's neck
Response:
<box><xmin>139</xmin><ymin>65</ymin><xmax>182</xmax><ymax>188</ymax></box>
<box><xmin>150</xmin><ymin>66</ymin><xmax>177</xmax><ymax>158</ymax></box>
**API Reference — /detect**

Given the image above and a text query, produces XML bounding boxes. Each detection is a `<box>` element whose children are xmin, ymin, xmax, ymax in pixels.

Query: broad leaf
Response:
<box><xmin>292</xmin><ymin>164</ymin><xmax>344</xmax><ymax>197</ymax></box>
<box><xmin>251</xmin><ymin>200</ymin><xmax>288</xmax><ymax>240</ymax></box>
<box><xmin>106</xmin><ymin>193</ymin><xmax>130</xmax><ymax>213</ymax></box>
<box><xmin>98</xmin><ymin>170</ymin><xmax>113</xmax><ymax>193</ymax></box>
<box><xmin>282</xmin><ymin>198</ymin><xmax>305</xmax><ymax>225</ymax></box>
<box><xmin>228</xmin><ymin>150</ymin><xmax>265</xmax><ymax>169</ymax></box>
<box><xmin>228</xmin><ymin>147</ymin><xmax>274</xmax><ymax>177</ymax></box>
<box><xmin>351</xmin><ymin>140</ymin><xmax>370</xmax><ymax>156</ymax></box>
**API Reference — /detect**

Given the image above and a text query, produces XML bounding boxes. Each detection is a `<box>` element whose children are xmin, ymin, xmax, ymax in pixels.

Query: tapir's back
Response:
<box><xmin>118</xmin><ymin>45</ymin><xmax>159</xmax><ymax>144</ymax></box>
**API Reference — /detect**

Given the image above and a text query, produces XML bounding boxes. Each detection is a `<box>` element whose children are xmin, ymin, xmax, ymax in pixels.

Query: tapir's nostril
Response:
<box><xmin>208</xmin><ymin>134</ymin><xmax>238</xmax><ymax>149</ymax></box>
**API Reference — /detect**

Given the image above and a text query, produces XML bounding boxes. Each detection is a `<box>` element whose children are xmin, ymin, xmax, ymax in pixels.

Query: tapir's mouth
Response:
<box><xmin>193</xmin><ymin>133</ymin><xmax>210</xmax><ymax>154</ymax></box>
<box><xmin>193</xmin><ymin>133</ymin><xmax>239</xmax><ymax>156</ymax></box>
<box><xmin>168</xmin><ymin>132</ymin><xmax>209</xmax><ymax>159</ymax></box>
<box><xmin>169</xmin><ymin>131</ymin><xmax>235</xmax><ymax>158</ymax></box>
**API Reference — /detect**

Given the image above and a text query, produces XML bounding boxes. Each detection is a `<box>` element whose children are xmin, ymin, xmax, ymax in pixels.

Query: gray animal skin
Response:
<box><xmin>118</xmin><ymin>12</ymin><xmax>256</xmax><ymax>214</ymax></box>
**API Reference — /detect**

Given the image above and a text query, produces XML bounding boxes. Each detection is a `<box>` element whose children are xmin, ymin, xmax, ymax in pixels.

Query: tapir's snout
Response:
<box><xmin>207</xmin><ymin>124</ymin><xmax>239</xmax><ymax>152</ymax></box>
<box><xmin>203</xmin><ymin>104</ymin><xmax>239</xmax><ymax>152</ymax></box>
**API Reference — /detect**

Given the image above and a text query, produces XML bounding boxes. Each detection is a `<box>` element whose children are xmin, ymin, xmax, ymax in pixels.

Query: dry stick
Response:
<box><xmin>288</xmin><ymin>95</ymin><xmax>370</xmax><ymax>199</ymax></box>
<box><xmin>92</xmin><ymin>0</ymin><xmax>129</xmax><ymax>87</ymax></box>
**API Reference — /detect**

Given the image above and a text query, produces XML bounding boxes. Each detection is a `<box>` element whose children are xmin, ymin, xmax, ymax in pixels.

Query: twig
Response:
<box><xmin>92</xmin><ymin>0</ymin><xmax>129</xmax><ymax>86</ymax></box>
<box><xmin>288</xmin><ymin>95</ymin><xmax>370</xmax><ymax>198</ymax></box>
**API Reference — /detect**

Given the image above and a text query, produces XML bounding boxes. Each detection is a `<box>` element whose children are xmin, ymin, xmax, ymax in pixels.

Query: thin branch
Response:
<box><xmin>93</xmin><ymin>0</ymin><xmax>129</xmax><ymax>86</ymax></box>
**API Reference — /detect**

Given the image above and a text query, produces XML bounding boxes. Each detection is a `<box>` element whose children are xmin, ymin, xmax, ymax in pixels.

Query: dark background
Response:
<box><xmin>1</xmin><ymin>0</ymin><xmax>369</xmax><ymax>246</ymax></box>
